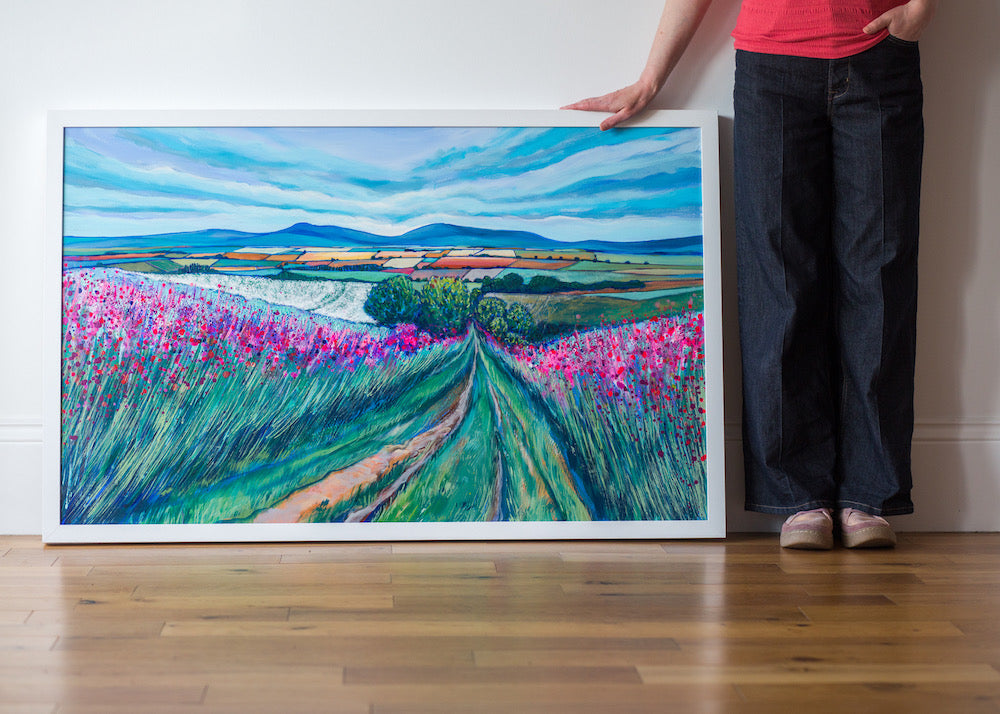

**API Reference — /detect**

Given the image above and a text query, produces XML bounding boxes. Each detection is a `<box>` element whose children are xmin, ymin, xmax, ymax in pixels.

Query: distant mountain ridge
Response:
<box><xmin>65</xmin><ymin>222</ymin><xmax>703</xmax><ymax>256</ymax></box>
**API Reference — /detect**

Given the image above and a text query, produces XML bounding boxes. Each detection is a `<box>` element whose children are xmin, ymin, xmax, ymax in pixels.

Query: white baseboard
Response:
<box><xmin>0</xmin><ymin>418</ymin><xmax>43</xmax><ymax>444</ymax></box>
<box><xmin>2</xmin><ymin>417</ymin><xmax>998</xmax><ymax>535</ymax></box>
<box><xmin>913</xmin><ymin>420</ymin><xmax>1000</xmax><ymax>442</ymax></box>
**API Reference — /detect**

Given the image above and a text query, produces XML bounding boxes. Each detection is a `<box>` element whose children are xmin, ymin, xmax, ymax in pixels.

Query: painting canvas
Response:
<box><xmin>43</xmin><ymin>110</ymin><xmax>723</xmax><ymax>542</ymax></box>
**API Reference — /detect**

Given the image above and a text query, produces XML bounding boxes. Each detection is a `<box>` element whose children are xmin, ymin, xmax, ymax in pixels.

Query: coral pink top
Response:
<box><xmin>732</xmin><ymin>0</ymin><xmax>902</xmax><ymax>59</ymax></box>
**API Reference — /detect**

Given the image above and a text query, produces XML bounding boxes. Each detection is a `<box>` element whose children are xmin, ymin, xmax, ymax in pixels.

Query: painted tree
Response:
<box><xmin>504</xmin><ymin>302</ymin><xmax>535</xmax><ymax>344</ymax></box>
<box><xmin>481</xmin><ymin>273</ymin><xmax>524</xmax><ymax>294</ymax></box>
<box><xmin>417</xmin><ymin>277</ymin><xmax>472</xmax><ymax>336</ymax></box>
<box><xmin>363</xmin><ymin>274</ymin><xmax>421</xmax><ymax>326</ymax></box>
<box><xmin>474</xmin><ymin>297</ymin><xmax>510</xmax><ymax>339</ymax></box>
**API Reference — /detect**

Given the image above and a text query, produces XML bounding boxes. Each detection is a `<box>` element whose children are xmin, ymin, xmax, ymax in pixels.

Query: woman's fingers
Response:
<box><xmin>563</xmin><ymin>84</ymin><xmax>651</xmax><ymax>130</ymax></box>
<box><xmin>863</xmin><ymin>0</ymin><xmax>937</xmax><ymax>41</ymax></box>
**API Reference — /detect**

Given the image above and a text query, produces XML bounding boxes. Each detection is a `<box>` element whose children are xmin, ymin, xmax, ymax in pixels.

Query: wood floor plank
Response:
<box><xmin>0</xmin><ymin>633</ymin><xmax>59</xmax><ymax>651</ymax></box>
<box><xmin>160</xmin><ymin>617</ymin><xmax>964</xmax><ymax>639</ymax></box>
<box><xmin>0</xmin><ymin>597</ymin><xmax>82</xmax><ymax>611</ymax></box>
<box><xmin>0</xmin><ymin>680</ymin><xmax>206</xmax><ymax>706</ymax></box>
<box><xmin>736</xmin><ymin>682</ymin><xmax>1000</xmax><ymax>714</ymax></box>
<box><xmin>0</xmin><ymin>565</ymin><xmax>94</xmax><ymax>578</ymax></box>
<box><xmin>25</xmin><ymin>604</ymin><xmax>294</xmax><ymax>624</ymax></box>
<box><xmin>206</xmin><ymin>682</ymin><xmax>745</xmax><ymax>711</ymax></box>
<box><xmin>0</xmin><ymin>548</ymin><xmax>59</xmax><ymax>567</ymax></box>
<box><xmin>0</xmin><ymin>619</ymin><xmax>166</xmax><ymax>639</ymax></box>
<box><xmin>800</xmin><ymin>603</ymin><xmax>1000</xmax><ymax>622</ymax></box>
<box><xmin>637</xmin><ymin>662</ymin><xmax>1000</xmax><ymax>685</ymax></box>
<box><xmin>344</xmin><ymin>664</ymin><xmax>642</xmax><ymax>686</ymax></box>
<box><xmin>475</xmin><ymin>639</ymin><xmax>1000</xmax><ymax>669</ymax></box>
<box><xmin>50</xmin><ymin>546</ymin><xmax>285</xmax><ymax>567</ymax></box>
<box><xmin>276</xmin><ymin>544</ymin><xmax>394</xmax><ymax>563</ymax></box>
<box><xmin>360</xmin><ymin>683</ymin><xmax>746</xmax><ymax>712</ymax></box>
<box><xmin>79</xmin><ymin>591</ymin><xmax>394</xmax><ymax>612</ymax></box>
<box><xmin>472</xmin><ymin>646</ymin><xmax>683</xmax><ymax>668</ymax></box>
<box><xmin>0</xmin><ymin>705</ymin><xmax>55</xmax><ymax>714</ymax></box>
<box><xmin>386</xmin><ymin>593</ymin><xmax>808</xmax><ymax>622</ymax></box>
<box><xmin>50</xmin><ymin>634</ymin><xmax>476</xmax><ymax>666</ymax></box>
<box><xmin>0</xmin><ymin>611</ymin><xmax>30</xmax><ymax>625</ymax></box>
<box><xmin>45</xmin><ymin>705</ymin><xmax>360</xmax><ymax>714</ymax></box>
<box><xmin>85</xmin><ymin>561</ymin><xmax>391</xmax><ymax>580</ymax></box>
<box><xmin>885</xmin><ymin>587</ymin><xmax>1000</xmax><ymax>604</ymax></box>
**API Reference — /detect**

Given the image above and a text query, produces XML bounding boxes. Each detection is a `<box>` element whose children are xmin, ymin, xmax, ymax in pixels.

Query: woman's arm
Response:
<box><xmin>562</xmin><ymin>0</ymin><xmax>714</xmax><ymax>130</ymax></box>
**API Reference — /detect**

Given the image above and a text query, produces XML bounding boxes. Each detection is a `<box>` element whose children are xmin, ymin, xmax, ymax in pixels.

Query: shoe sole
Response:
<box><xmin>842</xmin><ymin>526</ymin><xmax>897</xmax><ymax>549</ymax></box>
<box><xmin>780</xmin><ymin>530</ymin><xmax>834</xmax><ymax>550</ymax></box>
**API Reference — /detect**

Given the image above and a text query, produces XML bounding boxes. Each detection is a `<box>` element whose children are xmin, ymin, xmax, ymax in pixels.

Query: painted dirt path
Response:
<box><xmin>253</xmin><ymin>329</ymin><xmax>592</xmax><ymax>524</ymax></box>
<box><xmin>252</xmin><ymin>352</ymin><xmax>478</xmax><ymax>524</ymax></box>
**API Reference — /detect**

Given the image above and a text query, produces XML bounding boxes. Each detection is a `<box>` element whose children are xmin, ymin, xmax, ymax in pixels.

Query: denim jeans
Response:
<box><xmin>734</xmin><ymin>37</ymin><xmax>923</xmax><ymax>517</ymax></box>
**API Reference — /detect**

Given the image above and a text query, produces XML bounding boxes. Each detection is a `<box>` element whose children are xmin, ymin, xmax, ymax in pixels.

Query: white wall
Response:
<box><xmin>2</xmin><ymin>0</ymin><xmax>997</xmax><ymax>534</ymax></box>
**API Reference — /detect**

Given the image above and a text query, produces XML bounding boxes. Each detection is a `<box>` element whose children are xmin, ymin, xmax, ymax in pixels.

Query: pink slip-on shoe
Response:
<box><xmin>839</xmin><ymin>508</ymin><xmax>897</xmax><ymax>548</ymax></box>
<box><xmin>780</xmin><ymin>508</ymin><xmax>834</xmax><ymax>550</ymax></box>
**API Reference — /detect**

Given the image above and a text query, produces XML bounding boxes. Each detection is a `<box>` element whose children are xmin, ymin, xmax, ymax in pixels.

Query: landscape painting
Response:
<box><xmin>45</xmin><ymin>110</ymin><xmax>723</xmax><ymax>542</ymax></box>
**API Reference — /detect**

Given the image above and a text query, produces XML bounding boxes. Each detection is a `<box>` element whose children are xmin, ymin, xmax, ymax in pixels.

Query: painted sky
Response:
<box><xmin>62</xmin><ymin>125</ymin><xmax>704</xmax><ymax>244</ymax></box>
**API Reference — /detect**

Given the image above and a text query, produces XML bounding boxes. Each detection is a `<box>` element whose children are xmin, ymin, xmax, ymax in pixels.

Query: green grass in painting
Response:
<box><xmin>493</xmin><ymin>326</ymin><xmax>707</xmax><ymax>522</ymax></box>
<box><xmin>475</xmin><ymin>340</ymin><xmax>592</xmax><ymax>522</ymax></box>
<box><xmin>366</xmin><ymin>332</ymin><xmax>593</xmax><ymax>523</ymax></box>
<box><xmin>63</xmin><ymin>323</ymin><xmax>476</xmax><ymax>525</ymax></box>
<box><xmin>506</xmin><ymin>289</ymin><xmax>704</xmax><ymax>339</ymax></box>
<box><xmin>372</xmin><ymin>367</ymin><xmax>499</xmax><ymax>523</ymax></box>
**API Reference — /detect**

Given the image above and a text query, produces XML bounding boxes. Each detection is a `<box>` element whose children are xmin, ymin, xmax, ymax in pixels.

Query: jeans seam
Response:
<box><xmin>873</xmin><ymin>89</ymin><xmax>888</xmax><ymax>485</ymax></box>
<box><xmin>778</xmin><ymin>90</ymin><xmax>789</xmax><ymax>504</ymax></box>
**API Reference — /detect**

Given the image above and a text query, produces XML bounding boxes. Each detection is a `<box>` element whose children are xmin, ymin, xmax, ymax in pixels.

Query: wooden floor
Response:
<box><xmin>1</xmin><ymin>533</ymin><xmax>999</xmax><ymax>713</ymax></box>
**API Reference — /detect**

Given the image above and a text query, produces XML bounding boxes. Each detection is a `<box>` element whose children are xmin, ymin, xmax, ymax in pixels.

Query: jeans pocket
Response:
<box><xmin>885</xmin><ymin>34</ymin><xmax>919</xmax><ymax>48</ymax></box>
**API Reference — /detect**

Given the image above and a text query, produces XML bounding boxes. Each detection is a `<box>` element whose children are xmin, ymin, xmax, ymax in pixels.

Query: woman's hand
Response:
<box><xmin>863</xmin><ymin>0</ymin><xmax>938</xmax><ymax>42</ymax></box>
<box><xmin>562</xmin><ymin>79</ymin><xmax>659</xmax><ymax>131</ymax></box>
<box><xmin>562</xmin><ymin>0</ymin><xmax>713</xmax><ymax>131</ymax></box>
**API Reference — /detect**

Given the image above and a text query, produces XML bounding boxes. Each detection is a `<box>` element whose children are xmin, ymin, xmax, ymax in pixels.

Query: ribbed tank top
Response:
<box><xmin>732</xmin><ymin>0</ymin><xmax>901</xmax><ymax>59</ymax></box>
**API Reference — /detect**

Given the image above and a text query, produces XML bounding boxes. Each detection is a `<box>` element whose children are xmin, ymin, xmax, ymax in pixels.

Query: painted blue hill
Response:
<box><xmin>64</xmin><ymin>222</ymin><xmax>703</xmax><ymax>256</ymax></box>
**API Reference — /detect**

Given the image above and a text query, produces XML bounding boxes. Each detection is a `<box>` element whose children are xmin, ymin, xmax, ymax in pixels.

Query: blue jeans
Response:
<box><xmin>734</xmin><ymin>37</ymin><xmax>923</xmax><ymax>517</ymax></box>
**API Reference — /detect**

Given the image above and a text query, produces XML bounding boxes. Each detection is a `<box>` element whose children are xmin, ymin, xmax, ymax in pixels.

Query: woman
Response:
<box><xmin>565</xmin><ymin>0</ymin><xmax>937</xmax><ymax>549</ymax></box>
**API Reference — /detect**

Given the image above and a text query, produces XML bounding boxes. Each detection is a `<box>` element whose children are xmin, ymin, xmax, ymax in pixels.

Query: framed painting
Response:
<box><xmin>42</xmin><ymin>110</ymin><xmax>724</xmax><ymax>543</ymax></box>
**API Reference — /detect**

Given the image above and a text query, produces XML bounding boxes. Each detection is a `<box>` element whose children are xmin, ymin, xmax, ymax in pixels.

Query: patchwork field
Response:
<box><xmin>64</xmin><ymin>243</ymin><xmax>704</xmax><ymax>336</ymax></box>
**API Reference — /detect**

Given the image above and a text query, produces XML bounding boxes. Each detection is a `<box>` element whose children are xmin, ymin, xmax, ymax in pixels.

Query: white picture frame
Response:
<box><xmin>43</xmin><ymin>109</ymin><xmax>724</xmax><ymax>543</ymax></box>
